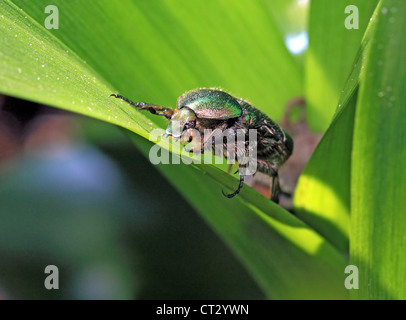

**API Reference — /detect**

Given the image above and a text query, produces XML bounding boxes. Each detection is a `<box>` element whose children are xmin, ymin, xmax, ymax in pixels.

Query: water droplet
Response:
<box><xmin>66</xmin><ymin>76</ymin><xmax>69</xmax><ymax>79</ymax></box>
<box><xmin>56</xmin><ymin>77</ymin><xmax>60</xmax><ymax>80</ymax></box>
<box><xmin>381</xmin><ymin>7</ymin><xmax>388</xmax><ymax>14</ymax></box>
<box><xmin>29</xmin><ymin>43</ymin><xmax>32</xmax><ymax>46</ymax></box>
<box><xmin>338</xmin><ymin>104</ymin><xmax>342</xmax><ymax>108</ymax></box>
<box><xmin>72</xmin><ymin>101</ymin><xmax>75</xmax><ymax>104</ymax></box>
<box><xmin>41</xmin><ymin>64</ymin><xmax>45</xmax><ymax>68</ymax></box>
<box><xmin>378</xmin><ymin>92</ymin><xmax>385</xmax><ymax>98</ymax></box>
<box><xmin>386</xmin><ymin>86</ymin><xmax>393</xmax><ymax>92</ymax></box>
<box><xmin>391</xmin><ymin>7</ymin><xmax>398</xmax><ymax>13</ymax></box>
<box><xmin>37</xmin><ymin>77</ymin><xmax>40</xmax><ymax>80</ymax></box>
<box><xmin>17</xmin><ymin>68</ymin><xmax>22</xmax><ymax>73</ymax></box>
<box><xmin>14</xmin><ymin>34</ymin><xmax>18</xmax><ymax>38</ymax></box>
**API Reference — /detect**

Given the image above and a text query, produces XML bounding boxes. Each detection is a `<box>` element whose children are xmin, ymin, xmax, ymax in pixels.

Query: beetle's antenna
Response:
<box><xmin>110</xmin><ymin>94</ymin><xmax>174</xmax><ymax>119</ymax></box>
<box><xmin>222</xmin><ymin>175</ymin><xmax>244</xmax><ymax>198</ymax></box>
<box><xmin>109</xmin><ymin>94</ymin><xmax>141</xmax><ymax>107</ymax></box>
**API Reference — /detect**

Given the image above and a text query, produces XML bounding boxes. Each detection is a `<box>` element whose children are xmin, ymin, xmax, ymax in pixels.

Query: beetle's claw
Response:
<box><xmin>222</xmin><ymin>175</ymin><xmax>244</xmax><ymax>199</ymax></box>
<box><xmin>222</xmin><ymin>189</ymin><xmax>238</xmax><ymax>198</ymax></box>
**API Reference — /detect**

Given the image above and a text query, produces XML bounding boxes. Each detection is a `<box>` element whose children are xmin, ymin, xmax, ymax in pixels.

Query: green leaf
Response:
<box><xmin>132</xmin><ymin>135</ymin><xmax>349</xmax><ymax>299</ymax></box>
<box><xmin>294</xmin><ymin>0</ymin><xmax>380</xmax><ymax>255</ymax></box>
<box><xmin>294</xmin><ymin>93</ymin><xmax>356</xmax><ymax>255</ymax></box>
<box><xmin>7</xmin><ymin>0</ymin><xmax>302</xmax><ymax>121</ymax></box>
<box><xmin>306</xmin><ymin>0</ymin><xmax>378</xmax><ymax>132</ymax></box>
<box><xmin>351</xmin><ymin>0</ymin><xmax>406</xmax><ymax>299</ymax></box>
<box><xmin>0</xmin><ymin>0</ymin><xmax>159</xmax><ymax>141</ymax></box>
<box><xmin>0</xmin><ymin>0</ymin><xmax>347</xmax><ymax>298</ymax></box>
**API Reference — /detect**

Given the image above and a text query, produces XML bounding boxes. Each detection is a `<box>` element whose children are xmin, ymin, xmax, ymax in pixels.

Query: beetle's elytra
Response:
<box><xmin>110</xmin><ymin>88</ymin><xmax>293</xmax><ymax>203</ymax></box>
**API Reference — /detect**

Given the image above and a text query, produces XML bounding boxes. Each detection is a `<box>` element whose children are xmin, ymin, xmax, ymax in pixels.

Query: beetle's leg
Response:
<box><xmin>184</xmin><ymin>128</ymin><xmax>221</xmax><ymax>154</ymax></box>
<box><xmin>110</xmin><ymin>94</ymin><xmax>174</xmax><ymax>120</ymax></box>
<box><xmin>182</xmin><ymin>129</ymin><xmax>205</xmax><ymax>153</ymax></box>
<box><xmin>222</xmin><ymin>174</ymin><xmax>245</xmax><ymax>198</ymax></box>
<box><xmin>256</xmin><ymin>160</ymin><xmax>281</xmax><ymax>203</ymax></box>
<box><xmin>270</xmin><ymin>173</ymin><xmax>281</xmax><ymax>203</ymax></box>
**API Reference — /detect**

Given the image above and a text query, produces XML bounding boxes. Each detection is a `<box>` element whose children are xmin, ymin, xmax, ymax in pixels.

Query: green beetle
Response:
<box><xmin>110</xmin><ymin>88</ymin><xmax>293</xmax><ymax>203</ymax></box>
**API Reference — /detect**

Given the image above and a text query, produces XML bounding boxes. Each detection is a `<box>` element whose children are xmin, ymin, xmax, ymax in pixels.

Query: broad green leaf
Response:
<box><xmin>306</xmin><ymin>0</ymin><xmax>378</xmax><ymax>132</ymax></box>
<box><xmin>294</xmin><ymin>92</ymin><xmax>355</xmax><ymax>254</ymax></box>
<box><xmin>133</xmin><ymin>134</ymin><xmax>349</xmax><ymax>299</ymax></box>
<box><xmin>0</xmin><ymin>0</ymin><xmax>156</xmax><ymax>140</ymax></box>
<box><xmin>351</xmin><ymin>0</ymin><xmax>406</xmax><ymax>299</ymax></box>
<box><xmin>8</xmin><ymin>0</ymin><xmax>302</xmax><ymax>121</ymax></box>
<box><xmin>294</xmin><ymin>0</ymin><xmax>379</xmax><ymax>254</ymax></box>
<box><xmin>0</xmin><ymin>0</ymin><xmax>346</xmax><ymax>298</ymax></box>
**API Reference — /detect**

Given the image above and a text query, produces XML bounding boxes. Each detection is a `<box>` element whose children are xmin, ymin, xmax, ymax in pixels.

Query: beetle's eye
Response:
<box><xmin>185</xmin><ymin>120</ymin><xmax>196</xmax><ymax>129</ymax></box>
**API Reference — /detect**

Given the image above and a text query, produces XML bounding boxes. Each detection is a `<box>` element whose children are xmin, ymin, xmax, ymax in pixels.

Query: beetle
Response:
<box><xmin>110</xmin><ymin>88</ymin><xmax>293</xmax><ymax>203</ymax></box>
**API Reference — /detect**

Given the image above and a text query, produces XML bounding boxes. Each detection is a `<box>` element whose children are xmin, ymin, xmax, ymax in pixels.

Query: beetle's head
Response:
<box><xmin>166</xmin><ymin>107</ymin><xmax>196</xmax><ymax>138</ymax></box>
